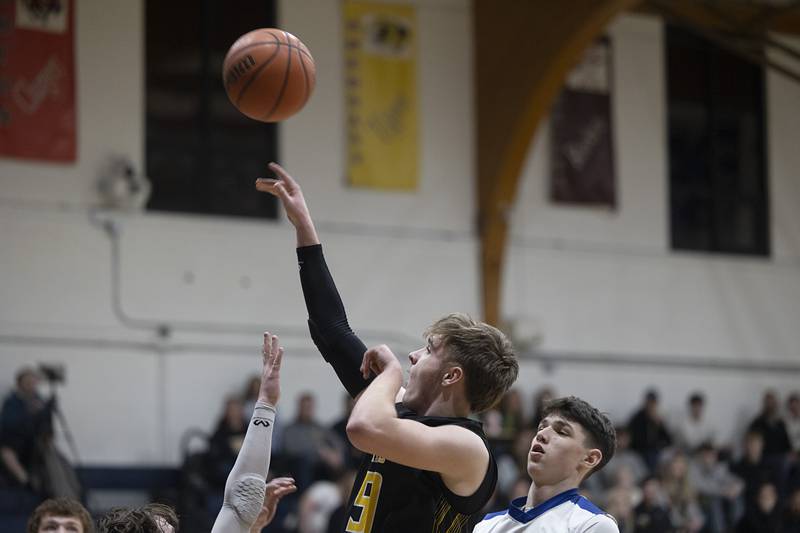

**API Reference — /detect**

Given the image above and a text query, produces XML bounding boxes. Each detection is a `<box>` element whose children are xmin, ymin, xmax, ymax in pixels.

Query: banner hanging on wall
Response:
<box><xmin>550</xmin><ymin>38</ymin><xmax>615</xmax><ymax>207</ymax></box>
<box><xmin>344</xmin><ymin>1</ymin><xmax>418</xmax><ymax>190</ymax></box>
<box><xmin>0</xmin><ymin>0</ymin><xmax>76</xmax><ymax>162</ymax></box>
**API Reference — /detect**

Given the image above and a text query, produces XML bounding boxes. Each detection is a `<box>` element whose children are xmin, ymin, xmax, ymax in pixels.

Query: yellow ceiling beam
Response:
<box><xmin>474</xmin><ymin>0</ymin><xmax>640</xmax><ymax>326</ymax></box>
<box><xmin>636</xmin><ymin>1</ymin><xmax>800</xmax><ymax>36</ymax></box>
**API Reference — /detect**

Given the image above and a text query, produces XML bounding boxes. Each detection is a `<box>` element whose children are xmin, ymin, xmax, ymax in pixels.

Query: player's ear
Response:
<box><xmin>442</xmin><ymin>365</ymin><xmax>464</xmax><ymax>386</ymax></box>
<box><xmin>582</xmin><ymin>448</ymin><xmax>602</xmax><ymax>470</ymax></box>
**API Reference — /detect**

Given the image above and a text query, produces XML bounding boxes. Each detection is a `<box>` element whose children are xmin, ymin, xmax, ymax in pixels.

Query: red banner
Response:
<box><xmin>550</xmin><ymin>39</ymin><xmax>615</xmax><ymax>207</ymax></box>
<box><xmin>0</xmin><ymin>0</ymin><xmax>76</xmax><ymax>162</ymax></box>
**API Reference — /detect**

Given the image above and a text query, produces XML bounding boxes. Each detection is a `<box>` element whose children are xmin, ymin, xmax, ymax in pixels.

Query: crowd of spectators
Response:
<box><xmin>478</xmin><ymin>387</ymin><xmax>800</xmax><ymax>533</ymax></box>
<box><xmin>194</xmin><ymin>378</ymin><xmax>800</xmax><ymax>533</ymax></box>
<box><xmin>4</xmin><ymin>364</ymin><xmax>800</xmax><ymax>533</ymax></box>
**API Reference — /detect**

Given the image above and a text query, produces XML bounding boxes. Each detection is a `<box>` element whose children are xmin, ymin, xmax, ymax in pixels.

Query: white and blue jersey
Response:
<box><xmin>474</xmin><ymin>488</ymin><xmax>618</xmax><ymax>533</ymax></box>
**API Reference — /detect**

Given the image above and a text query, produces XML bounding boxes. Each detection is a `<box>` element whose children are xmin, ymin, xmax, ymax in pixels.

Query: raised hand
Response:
<box><xmin>255</xmin><ymin>163</ymin><xmax>319</xmax><ymax>247</ymax></box>
<box><xmin>361</xmin><ymin>344</ymin><xmax>402</xmax><ymax>379</ymax></box>
<box><xmin>259</xmin><ymin>332</ymin><xmax>284</xmax><ymax>406</ymax></box>
<box><xmin>249</xmin><ymin>477</ymin><xmax>297</xmax><ymax>532</ymax></box>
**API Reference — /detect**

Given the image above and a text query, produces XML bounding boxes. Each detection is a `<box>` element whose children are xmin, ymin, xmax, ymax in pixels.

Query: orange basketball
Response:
<box><xmin>222</xmin><ymin>28</ymin><xmax>316</xmax><ymax>122</ymax></box>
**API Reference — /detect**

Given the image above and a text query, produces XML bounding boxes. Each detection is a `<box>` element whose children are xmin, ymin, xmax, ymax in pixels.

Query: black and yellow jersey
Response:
<box><xmin>342</xmin><ymin>403</ymin><xmax>497</xmax><ymax>533</ymax></box>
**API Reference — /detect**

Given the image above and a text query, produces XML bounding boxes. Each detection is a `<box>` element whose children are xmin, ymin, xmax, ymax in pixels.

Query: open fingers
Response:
<box><xmin>270</xmin><ymin>347</ymin><xmax>284</xmax><ymax>374</ymax></box>
<box><xmin>262</xmin><ymin>332</ymin><xmax>272</xmax><ymax>363</ymax></box>
<box><xmin>267</xmin><ymin>162</ymin><xmax>299</xmax><ymax>189</ymax></box>
<box><xmin>255</xmin><ymin>179</ymin><xmax>290</xmax><ymax>204</ymax></box>
<box><xmin>273</xmin><ymin>484</ymin><xmax>297</xmax><ymax>499</ymax></box>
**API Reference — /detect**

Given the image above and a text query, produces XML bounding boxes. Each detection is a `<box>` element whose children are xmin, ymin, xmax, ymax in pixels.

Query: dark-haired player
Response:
<box><xmin>256</xmin><ymin>163</ymin><xmax>519</xmax><ymax>532</ymax></box>
<box><xmin>475</xmin><ymin>396</ymin><xmax>618</xmax><ymax>532</ymax></box>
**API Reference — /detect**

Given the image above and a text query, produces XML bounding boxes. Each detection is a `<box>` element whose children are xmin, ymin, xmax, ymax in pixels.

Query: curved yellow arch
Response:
<box><xmin>475</xmin><ymin>0</ymin><xmax>640</xmax><ymax>325</ymax></box>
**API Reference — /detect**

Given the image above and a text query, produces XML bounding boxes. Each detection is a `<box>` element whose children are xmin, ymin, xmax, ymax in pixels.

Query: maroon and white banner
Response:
<box><xmin>0</xmin><ymin>0</ymin><xmax>76</xmax><ymax>162</ymax></box>
<box><xmin>550</xmin><ymin>38</ymin><xmax>615</xmax><ymax>207</ymax></box>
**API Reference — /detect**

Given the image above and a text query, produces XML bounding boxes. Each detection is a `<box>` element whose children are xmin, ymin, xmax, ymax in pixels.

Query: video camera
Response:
<box><xmin>38</xmin><ymin>363</ymin><xmax>66</xmax><ymax>385</ymax></box>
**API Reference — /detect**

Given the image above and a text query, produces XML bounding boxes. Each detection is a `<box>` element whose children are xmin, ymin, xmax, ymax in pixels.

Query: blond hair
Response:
<box><xmin>425</xmin><ymin>313</ymin><xmax>518</xmax><ymax>413</ymax></box>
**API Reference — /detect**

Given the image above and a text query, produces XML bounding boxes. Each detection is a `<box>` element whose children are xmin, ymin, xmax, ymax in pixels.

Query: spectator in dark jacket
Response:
<box><xmin>633</xmin><ymin>477</ymin><xmax>673</xmax><ymax>533</ymax></box>
<box><xmin>748</xmin><ymin>390</ymin><xmax>792</xmax><ymax>458</ymax></box>
<box><xmin>1</xmin><ymin>367</ymin><xmax>54</xmax><ymax>491</ymax></box>
<box><xmin>628</xmin><ymin>389</ymin><xmax>672</xmax><ymax>471</ymax></box>
<box><xmin>736</xmin><ymin>482</ymin><xmax>782</xmax><ymax>533</ymax></box>
<box><xmin>206</xmin><ymin>396</ymin><xmax>247</xmax><ymax>487</ymax></box>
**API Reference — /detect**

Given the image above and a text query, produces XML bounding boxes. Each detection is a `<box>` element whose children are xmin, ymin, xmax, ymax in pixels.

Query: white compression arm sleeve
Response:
<box><xmin>211</xmin><ymin>401</ymin><xmax>276</xmax><ymax>533</ymax></box>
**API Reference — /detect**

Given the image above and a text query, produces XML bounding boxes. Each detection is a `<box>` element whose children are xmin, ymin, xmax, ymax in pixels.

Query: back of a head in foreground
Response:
<box><xmin>543</xmin><ymin>396</ymin><xmax>617</xmax><ymax>479</ymax></box>
<box><xmin>27</xmin><ymin>498</ymin><xmax>93</xmax><ymax>533</ymax></box>
<box><xmin>97</xmin><ymin>504</ymin><xmax>178</xmax><ymax>533</ymax></box>
<box><xmin>425</xmin><ymin>312</ymin><xmax>518</xmax><ymax>413</ymax></box>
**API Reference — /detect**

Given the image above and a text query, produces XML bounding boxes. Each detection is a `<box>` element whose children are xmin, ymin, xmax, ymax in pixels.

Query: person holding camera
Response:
<box><xmin>0</xmin><ymin>367</ymin><xmax>53</xmax><ymax>491</ymax></box>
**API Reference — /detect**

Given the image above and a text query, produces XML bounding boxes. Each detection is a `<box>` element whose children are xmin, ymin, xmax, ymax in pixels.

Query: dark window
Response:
<box><xmin>145</xmin><ymin>0</ymin><xmax>278</xmax><ymax>219</ymax></box>
<box><xmin>667</xmin><ymin>26</ymin><xmax>769</xmax><ymax>256</ymax></box>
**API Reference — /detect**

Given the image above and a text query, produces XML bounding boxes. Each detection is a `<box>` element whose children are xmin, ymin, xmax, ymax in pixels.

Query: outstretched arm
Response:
<box><xmin>256</xmin><ymin>163</ymin><xmax>371</xmax><ymax>398</ymax></box>
<box><xmin>211</xmin><ymin>333</ymin><xmax>295</xmax><ymax>533</ymax></box>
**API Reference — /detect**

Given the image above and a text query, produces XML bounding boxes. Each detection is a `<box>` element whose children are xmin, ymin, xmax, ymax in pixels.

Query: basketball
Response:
<box><xmin>222</xmin><ymin>28</ymin><xmax>316</xmax><ymax>122</ymax></box>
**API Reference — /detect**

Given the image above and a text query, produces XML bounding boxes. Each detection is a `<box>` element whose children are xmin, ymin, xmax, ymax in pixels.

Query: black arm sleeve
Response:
<box><xmin>297</xmin><ymin>244</ymin><xmax>372</xmax><ymax>398</ymax></box>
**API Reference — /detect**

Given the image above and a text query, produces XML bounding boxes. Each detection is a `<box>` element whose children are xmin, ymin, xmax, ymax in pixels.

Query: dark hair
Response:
<box><xmin>97</xmin><ymin>503</ymin><xmax>178</xmax><ymax>533</ymax></box>
<box><xmin>542</xmin><ymin>396</ymin><xmax>616</xmax><ymax>478</ymax></box>
<box><xmin>689</xmin><ymin>392</ymin><xmax>704</xmax><ymax>405</ymax></box>
<box><xmin>425</xmin><ymin>313</ymin><xmax>518</xmax><ymax>413</ymax></box>
<box><xmin>27</xmin><ymin>498</ymin><xmax>93</xmax><ymax>533</ymax></box>
<box><xmin>16</xmin><ymin>366</ymin><xmax>39</xmax><ymax>387</ymax></box>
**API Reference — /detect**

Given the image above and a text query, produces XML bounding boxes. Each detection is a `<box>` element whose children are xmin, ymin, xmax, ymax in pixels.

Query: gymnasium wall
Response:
<box><xmin>0</xmin><ymin>0</ymin><xmax>798</xmax><ymax>466</ymax></box>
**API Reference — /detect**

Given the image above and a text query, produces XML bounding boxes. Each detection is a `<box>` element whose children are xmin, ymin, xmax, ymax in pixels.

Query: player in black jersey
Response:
<box><xmin>256</xmin><ymin>163</ymin><xmax>519</xmax><ymax>533</ymax></box>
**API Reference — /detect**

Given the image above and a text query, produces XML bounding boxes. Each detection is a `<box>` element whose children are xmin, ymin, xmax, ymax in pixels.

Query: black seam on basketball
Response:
<box><xmin>226</xmin><ymin>41</ymin><xmax>314</xmax><ymax>64</ymax></box>
<box><xmin>298</xmin><ymin>45</ymin><xmax>311</xmax><ymax>108</ymax></box>
<box><xmin>234</xmin><ymin>33</ymin><xmax>282</xmax><ymax>107</ymax></box>
<box><xmin>266</xmin><ymin>29</ymin><xmax>314</xmax><ymax>61</ymax></box>
<box><xmin>263</xmin><ymin>30</ymin><xmax>293</xmax><ymax>121</ymax></box>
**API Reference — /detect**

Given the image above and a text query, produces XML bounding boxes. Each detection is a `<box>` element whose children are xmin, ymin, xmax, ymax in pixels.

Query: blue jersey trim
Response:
<box><xmin>481</xmin><ymin>509</ymin><xmax>509</xmax><ymax>521</ymax></box>
<box><xmin>507</xmin><ymin>488</ymin><xmax>580</xmax><ymax>523</ymax></box>
<box><xmin>576</xmin><ymin>495</ymin><xmax>606</xmax><ymax>515</ymax></box>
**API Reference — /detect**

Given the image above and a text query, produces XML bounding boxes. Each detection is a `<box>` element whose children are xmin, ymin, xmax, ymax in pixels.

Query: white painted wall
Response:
<box><xmin>0</xmin><ymin>3</ymin><xmax>798</xmax><ymax>467</ymax></box>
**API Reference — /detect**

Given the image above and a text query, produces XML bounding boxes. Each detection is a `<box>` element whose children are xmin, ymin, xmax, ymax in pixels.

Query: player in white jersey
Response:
<box><xmin>98</xmin><ymin>333</ymin><xmax>295</xmax><ymax>533</ymax></box>
<box><xmin>474</xmin><ymin>396</ymin><xmax>618</xmax><ymax>533</ymax></box>
<box><xmin>210</xmin><ymin>332</ymin><xmax>296</xmax><ymax>533</ymax></box>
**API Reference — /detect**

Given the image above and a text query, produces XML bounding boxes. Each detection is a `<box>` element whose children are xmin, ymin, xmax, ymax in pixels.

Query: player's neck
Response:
<box><xmin>526</xmin><ymin>478</ymin><xmax>580</xmax><ymax>508</ymax></box>
<box><xmin>422</xmin><ymin>395</ymin><xmax>471</xmax><ymax>418</ymax></box>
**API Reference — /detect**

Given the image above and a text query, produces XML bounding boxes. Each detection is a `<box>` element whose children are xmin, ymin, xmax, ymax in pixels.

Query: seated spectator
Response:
<box><xmin>731</xmin><ymin>430</ymin><xmax>775</xmax><ymax>514</ymax></box>
<box><xmin>748</xmin><ymin>390</ymin><xmax>792</xmax><ymax>460</ymax></box>
<box><xmin>673</xmin><ymin>392</ymin><xmax>716</xmax><ymax>452</ymax></box>
<box><xmin>628</xmin><ymin>389</ymin><xmax>672</xmax><ymax>472</ymax></box>
<box><xmin>329</xmin><ymin>394</ymin><xmax>362</xmax><ymax>470</ymax></box>
<box><xmin>325</xmin><ymin>469</ymin><xmax>356</xmax><ymax>533</ymax></box>
<box><xmin>604</xmin><ymin>465</ymin><xmax>641</xmax><ymax>533</ymax></box>
<box><xmin>281</xmin><ymin>392</ymin><xmax>344</xmax><ymax>491</ymax></box>
<box><xmin>786</xmin><ymin>392</ymin><xmax>800</xmax><ymax>454</ymax></box>
<box><xmin>658</xmin><ymin>450</ymin><xmax>704</xmax><ymax>532</ymax></box>
<box><xmin>688</xmin><ymin>442</ymin><xmax>744</xmax><ymax>533</ymax></box>
<box><xmin>632</xmin><ymin>476</ymin><xmax>671</xmax><ymax>533</ymax></box>
<box><xmin>782</xmin><ymin>487</ymin><xmax>800</xmax><ymax>532</ymax></box>
<box><xmin>207</xmin><ymin>396</ymin><xmax>247</xmax><ymax>488</ymax></box>
<box><xmin>1</xmin><ymin>367</ymin><xmax>54</xmax><ymax>493</ymax></box>
<box><xmin>600</xmin><ymin>426</ymin><xmax>648</xmax><ymax>490</ymax></box>
<box><xmin>735</xmin><ymin>482</ymin><xmax>782</xmax><ymax>533</ymax></box>
<box><xmin>298</xmin><ymin>480</ymin><xmax>340</xmax><ymax>533</ymax></box>
<box><xmin>26</xmin><ymin>498</ymin><xmax>92</xmax><ymax>533</ymax></box>
<box><xmin>499</xmin><ymin>389</ymin><xmax>525</xmax><ymax>443</ymax></box>
<box><xmin>526</xmin><ymin>386</ymin><xmax>554</xmax><ymax>431</ymax></box>
<box><xmin>494</xmin><ymin>428</ymin><xmax>535</xmax><ymax>500</ymax></box>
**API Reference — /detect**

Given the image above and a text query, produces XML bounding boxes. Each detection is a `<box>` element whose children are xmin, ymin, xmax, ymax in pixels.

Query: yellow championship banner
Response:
<box><xmin>344</xmin><ymin>1</ymin><xmax>418</xmax><ymax>190</ymax></box>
